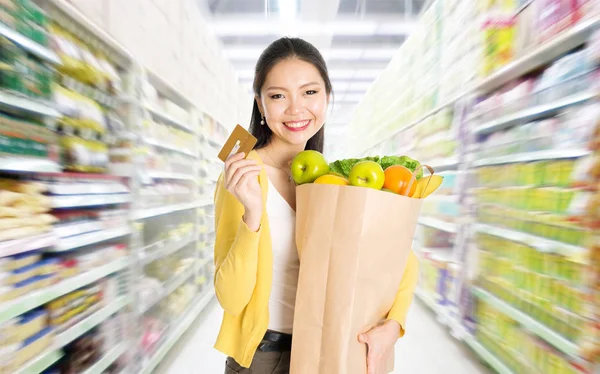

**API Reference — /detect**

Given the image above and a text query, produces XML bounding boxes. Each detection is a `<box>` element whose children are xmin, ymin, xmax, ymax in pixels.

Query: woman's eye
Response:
<box><xmin>306</xmin><ymin>90</ymin><xmax>318</xmax><ymax>95</ymax></box>
<box><xmin>270</xmin><ymin>94</ymin><xmax>284</xmax><ymax>99</ymax></box>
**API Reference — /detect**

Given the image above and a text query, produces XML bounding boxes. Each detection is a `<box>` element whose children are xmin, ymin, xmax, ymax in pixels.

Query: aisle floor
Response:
<box><xmin>155</xmin><ymin>298</ymin><xmax>490</xmax><ymax>374</ymax></box>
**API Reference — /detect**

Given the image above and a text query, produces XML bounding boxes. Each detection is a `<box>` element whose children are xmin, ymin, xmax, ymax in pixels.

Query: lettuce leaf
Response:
<box><xmin>379</xmin><ymin>155</ymin><xmax>422</xmax><ymax>179</ymax></box>
<box><xmin>329</xmin><ymin>155</ymin><xmax>422</xmax><ymax>179</ymax></box>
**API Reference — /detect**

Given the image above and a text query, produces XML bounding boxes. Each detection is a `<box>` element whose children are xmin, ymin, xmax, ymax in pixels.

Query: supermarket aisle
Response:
<box><xmin>154</xmin><ymin>297</ymin><xmax>489</xmax><ymax>374</ymax></box>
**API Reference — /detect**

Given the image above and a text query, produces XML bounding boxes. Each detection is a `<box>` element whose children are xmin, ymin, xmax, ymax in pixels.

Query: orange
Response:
<box><xmin>314</xmin><ymin>174</ymin><xmax>350</xmax><ymax>185</ymax></box>
<box><xmin>383</xmin><ymin>165</ymin><xmax>416</xmax><ymax>196</ymax></box>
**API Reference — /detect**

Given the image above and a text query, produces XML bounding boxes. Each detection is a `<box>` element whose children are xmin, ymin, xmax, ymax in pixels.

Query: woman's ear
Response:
<box><xmin>255</xmin><ymin>95</ymin><xmax>264</xmax><ymax>117</ymax></box>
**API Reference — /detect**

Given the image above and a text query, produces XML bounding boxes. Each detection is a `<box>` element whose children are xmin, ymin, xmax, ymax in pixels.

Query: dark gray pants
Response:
<box><xmin>224</xmin><ymin>350</ymin><xmax>290</xmax><ymax>374</ymax></box>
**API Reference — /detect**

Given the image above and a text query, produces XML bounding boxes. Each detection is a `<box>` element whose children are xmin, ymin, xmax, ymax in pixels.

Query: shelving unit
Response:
<box><xmin>0</xmin><ymin>257</ymin><xmax>129</xmax><ymax>323</ymax></box>
<box><xmin>472</xmin><ymin>90</ymin><xmax>598</xmax><ymax>135</ymax></box>
<box><xmin>473</xmin><ymin>288</ymin><xmax>581</xmax><ymax>358</ymax></box>
<box><xmin>139</xmin><ymin>289</ymin><xmax>215</xmax><ymax>374</ymax></box>
<box><xmin>0</xmin><ymin>1</ymin><xmax>220</xmax><ymax>372</ymax></box>
<box><xmin>351</xmin><ymin>0</ymin><xmax>600</xmax><ymax>372</ymax></box>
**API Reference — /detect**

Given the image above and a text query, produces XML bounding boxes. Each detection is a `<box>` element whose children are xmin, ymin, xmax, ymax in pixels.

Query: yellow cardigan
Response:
<box><xmin>213</xmin><ymin>150</ymin><xmax>419</xmax><ymax>368</ymax></box>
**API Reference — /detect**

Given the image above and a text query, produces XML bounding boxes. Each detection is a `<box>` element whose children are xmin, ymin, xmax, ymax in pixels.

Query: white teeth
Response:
<box><xmin>285</xmin><ymin>120</ymin><xmax>309</xmax><ymax>128</ymax></box>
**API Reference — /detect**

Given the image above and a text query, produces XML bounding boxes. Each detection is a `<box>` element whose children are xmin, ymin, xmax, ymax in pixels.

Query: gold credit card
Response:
<box><xmin>217</xmin><ymin>124</ymin><xmax>258</xmax><ymax>162</ymax></box>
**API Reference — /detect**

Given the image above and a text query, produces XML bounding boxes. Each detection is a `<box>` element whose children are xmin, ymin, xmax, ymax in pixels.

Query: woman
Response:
<box><xmin>213</xmin><ymin>37</ymin><xmax>419</xmax><ymax>374</ymax></box>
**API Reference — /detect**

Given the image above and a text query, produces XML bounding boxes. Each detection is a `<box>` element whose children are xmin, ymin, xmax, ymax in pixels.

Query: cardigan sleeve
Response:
<box><xmin>386</xmin><ymin>250</ymin><xmax>420</xmax><ymax>337</ymax></box>
<box><xmin>213</xmin><ymin>175</ymin><xmax>261</xmax><ymax>317</ymax></box>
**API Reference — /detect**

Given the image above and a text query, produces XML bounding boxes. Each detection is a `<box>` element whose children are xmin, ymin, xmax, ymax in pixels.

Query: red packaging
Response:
<box><xmin>536</xmin><ymin>0</ymin><xmax>581</xmax><ymax>43</ymax></box>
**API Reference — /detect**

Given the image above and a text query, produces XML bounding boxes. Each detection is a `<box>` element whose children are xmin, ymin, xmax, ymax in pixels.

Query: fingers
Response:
<box><xmin>224</xmin><ymin>152</ymin><xmax>248</xmax><ymax>178</ymax></box>
<box><xmin>225</xmin><ymin>158</ymin><xmax>259</xmax><ymax>185</ymax></box>
<box><xmin>367</xmin><ymin>350</ymin><xmax>377</xmax><ymax>374</ymax></box>
<box><xmin>358</xmin><ymin>333</ymin><xmax>368</xmax><ymax>344</ymax></box>
<box><xmin>227</xmin><ymin>165</ymin><xmax>262</xmax><ymax>191</ymax></box>
<box><xmin>224</xmin><ymin>152</ymin><xmax>245</xmax><ymax>168</ymax></box>
<box><xmin>239</xmin><ymin>169</ymin><xmax>261</xmax><ymax>189</ymax></box>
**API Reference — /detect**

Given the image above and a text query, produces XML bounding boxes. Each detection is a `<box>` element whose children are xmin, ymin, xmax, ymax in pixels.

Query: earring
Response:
<box><xmin>260</xmin><ymin>117</ymin><xmax>265</xmax><ymax>126</ymax></box>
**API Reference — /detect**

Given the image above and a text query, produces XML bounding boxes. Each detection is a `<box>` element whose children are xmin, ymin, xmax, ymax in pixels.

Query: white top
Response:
<box><xmin>266</xmin><ymin>178</ymin><xmax>299</xmax><ymax>334</ymax></box>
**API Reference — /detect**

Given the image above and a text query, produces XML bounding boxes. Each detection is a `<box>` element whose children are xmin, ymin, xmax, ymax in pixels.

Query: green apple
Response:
<box><xmin>290</xmin><ymin>150</ymin><xmax>330</xmax><ymax>185</ymax></box>
<box><xmin>349</xmin><ymin>161</ymin><xmax>385</xmax><ymax>190</ymax></box>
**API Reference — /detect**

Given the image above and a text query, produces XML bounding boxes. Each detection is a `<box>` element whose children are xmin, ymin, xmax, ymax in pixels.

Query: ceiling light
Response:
<box><xmin>353</xmin><ymin>69</ymin><xmax>382</xmax><ymax>79</ymax></box>
<box><xmin>329</xmin><ymin>69</ymin><xmax>356</xmax><ymax>79</ymax></box>
<box><xmin>349</xmin><ymin>81</ymin><xmax>373</xmax><ymax>91</ymax></box>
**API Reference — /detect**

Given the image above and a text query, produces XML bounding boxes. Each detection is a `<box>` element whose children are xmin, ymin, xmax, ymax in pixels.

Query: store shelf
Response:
<box><xmin>139</xmin><ymin>265</ymin><xmax>196</xmax><ymax>314</ymax></box>
<box><xmin>418</xmin><ymin>217</ymin><xmax>457</xmax><ymax>233</ymax></box>
<box><xmin>147</xmin><ymin>170</ymin><xmax>197</xmax><ymax>181</ymax></box>
<box><xmin>427</xmin><ymin>194</ymin><xmax>459</xmax><ymax>204</ymax></box>
<box><xmin>146</xmin><ymin>105</ymin><xmax>194</xmax><ymax>133</ymax></box>
<box><xmin>418</xmin><ymin>247</ymin><xmax>456</xmax><ymax>263</ymax></box>
<box><xmin>464</xmin><ymin>336</ymin><xmax>514</xmax><ymax>374</ymax></box>
<box><xmin>53</xmin><ymin>227</ymin><xmax>131</xmax><ymax>252</ymax></box>
<box><xmin>475</xmin><ymin>16</ymin><xmax>600</xmax><ymax>95</ymax></box>
<box><xmin>473</xmin><ymin>148</ymin><xmax>590</xmax><ymax>166</ymax></box>
<box><xmin>473</xmin><ymin>90</ymin><xmax>597</xmax><ymax>135</ymax></box>
<box><xmin>139</xmin><ymin>290</ymin><xmax>215</xmax><ymax>374</ymax></box>
<box><xmin>16</xmin><ymin>296</ymin><xmax>130</xmax><ymax>374</ymax></box>
<box><xmin>0</xmin><ymin>156</ymin><xmax>62</xmax><ymax>173</ymax></box>
<box><xmin>428</xmin><ymin>156</ymin><xmax>459</xmax><ymax>172</ymax></box>
<box><xmin>81</xmin><ymin>342</ymin><xmax>128</xmax><ymax>374</ymax></box>
<box><xmin>145</xmin><ymin>138</ymin><xmax>197</xmax><ymax>158</ymax></box>
<box><xmin>52</xmin><ymin>193</ymin><xmax>131</xmax><ymax>208</ymax></box>
<box><xmin>0</xmin><ymin>257</ymin><xmax>128</xmax><ymax>323</ymax></box>
<box><xmin>475</xmin><ymin>224</ymin><xmax>586</xmax><ymax>257</ymax></box>
<box><xmin>0</xmin><ymin>232</ymin><xmax>56</xmax><ymax>258</ymax></box>
<box><xmin>415</xmin><ymin>288</ymin><xmax>439</xmax><ymax>312</ymax></box>
<box><xmin>140</xmin><ymin>235</ymin><xmax>195</xmax><ymax>265</ymax></box>
<box><xmin>370</xmin><ymin>91</ymin><xmax>469</xmax><ymax>149</ymax></box>
<box><xmin>133</xmin><ymin>200</ymin><xmax>207</xmax><ymax>220</ymax></box>
<box><xmin>473</xmin><ymin>287</ymin><xmax>580</xmax><ymax>358</ymax></box>
<box><xmin>197</xmin><ymin>198</ymin><xmax>213</xmax><ymax>207</ymax></box>
<box><xmin>46</xmin><ymin>182</ymin><xmax>129</xmax><ymax>195</ymax></box>
<box><xmin>0</xmin><ymin>90</ymin><xmax>61</xmax><ymax>118</ymax></box>
<box><xmin>62</xmin><ymin>76</ymin><xmax>116</xmax><ymax>108</ymax></box>
<box><xmin>0</xmin><ymin>22</ymin><xmax>61</xmax><ymax>64</ymax></box>
<box><xmin>56</xmin><ymin>296</ymin><xmax>129</xmax><ymax>347</ymax></box>
<box><xmin>13</xmin><ymin>349</ymin><xmax>64</xmax><ymax>374</ymax></box>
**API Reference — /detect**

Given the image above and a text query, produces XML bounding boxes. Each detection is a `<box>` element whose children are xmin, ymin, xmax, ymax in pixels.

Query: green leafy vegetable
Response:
<box><xmin>329</xmin><ymin>155</ymin><xmax>423</xmax><ymax>179</ymax></box>
<box><xmin>379</xmin><ymin>155</ymin><xmax>422</xmax><ymax>179</ymax></box>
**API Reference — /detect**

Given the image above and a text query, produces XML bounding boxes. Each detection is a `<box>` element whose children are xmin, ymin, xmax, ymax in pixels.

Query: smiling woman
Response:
<box><xmin>213</xmin><ymin>37</ymin><xmax>419</xmax><ymax>374</ymax></box>
<box><xmin>249</xmin><ymin>37</ymin><xmax>332</xmax><ymax>152</ymax></box>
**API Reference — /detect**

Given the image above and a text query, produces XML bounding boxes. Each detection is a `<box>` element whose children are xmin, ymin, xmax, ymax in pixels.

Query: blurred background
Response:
<box><xmin>0</xmin><ymin>0</ymin><xmax>598</xmax><ymax>373</ymax></box>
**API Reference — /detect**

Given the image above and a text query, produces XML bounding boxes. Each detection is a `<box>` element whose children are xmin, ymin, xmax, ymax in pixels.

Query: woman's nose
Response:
<box><xmin>286</xmin><ymin>97</ymin><xmax>304</xmax><ymax>114</ymax></box>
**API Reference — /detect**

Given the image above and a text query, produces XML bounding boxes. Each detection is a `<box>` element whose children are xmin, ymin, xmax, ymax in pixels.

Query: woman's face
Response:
<box><xmin>257</xmin><ymin>58</ymin><xmax>329</xmax><ymax>147</ymax></box>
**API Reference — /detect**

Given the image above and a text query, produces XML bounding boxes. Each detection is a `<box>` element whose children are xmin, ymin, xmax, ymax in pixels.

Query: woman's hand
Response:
<box><xmin>358</xmin><ymin>319</ymin><xmax>401</xmax><ymax>374</ymax></box>
<box><xmin>224</xmin><ymin>152</ymin><xmax>263</xmax><ymax>231</ymax></box>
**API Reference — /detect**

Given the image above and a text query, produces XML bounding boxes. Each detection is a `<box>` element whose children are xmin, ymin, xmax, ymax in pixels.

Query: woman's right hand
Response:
<box><xmin>224</xmin><ymin>152</ymin><xmax>263</xmax><ymax>231</ymax></box>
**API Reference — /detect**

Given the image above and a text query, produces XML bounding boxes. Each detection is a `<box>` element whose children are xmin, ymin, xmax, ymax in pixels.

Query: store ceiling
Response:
<box><xmin>200</xmin><ymin>0</ymin><xmax>424</xmax><ymax>147</ymax></box>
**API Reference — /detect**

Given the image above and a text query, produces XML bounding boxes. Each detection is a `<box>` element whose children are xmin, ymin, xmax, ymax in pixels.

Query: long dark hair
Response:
<box><xmin>249</xmin><ymin>37</ymin><xmax>332</xmax><ymax>153</ymax></box>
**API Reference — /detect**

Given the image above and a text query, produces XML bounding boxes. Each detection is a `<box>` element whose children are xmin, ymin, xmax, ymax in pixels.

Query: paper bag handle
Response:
<box><xmin>402</xmin><ymin>164</ymin><xmax>435</xmax><ymax>198</ymax></box>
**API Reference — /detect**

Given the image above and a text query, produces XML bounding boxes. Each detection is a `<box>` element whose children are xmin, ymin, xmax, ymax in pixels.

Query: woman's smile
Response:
<box><xmin>283</xmin><ymin>119</ymin><xmax>311</xmax><ymax>131</ymax></box>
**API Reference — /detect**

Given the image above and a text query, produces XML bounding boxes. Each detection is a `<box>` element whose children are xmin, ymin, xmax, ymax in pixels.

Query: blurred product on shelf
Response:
<box><xmin>0</xmin><ymin>178</ymin><xmax>55</xmax><ymax>242</ymax></box>
<box><xmin>141</xmin><ymin>119</ymin><xmax>195</xmax><ymax>153</ymax></box>
<box><xmin>0</xmin><ymin>36</ymin><xmax>53</xmax><ymax>99</ymax></box>
<box><xmin>49</xmin><ymin>24</ymin><xmax>122</xmax><ymax>96</ymax></box>
<box><xmin>138</xmin><ymin>181</ymin><xmax>194</xmax><ymax>208</ymax></box>
<box><xmin>0</xmin><ymin>0</ymin><xmax>49</xmax><ymax>46</ymax></box>
<box><xmin>201</xmin><ymin>113</ymin><xmax>227</xmax><ymax>145</ymax></box>
<box><xmin>139</xmin><ymin>215</ymin><xmax>195</xmax><ymax>246</ymax></box>
<box><xmin>475</xmin><ymin>301</ymin><xmax>586</xmax><ymax>374</ymax></box>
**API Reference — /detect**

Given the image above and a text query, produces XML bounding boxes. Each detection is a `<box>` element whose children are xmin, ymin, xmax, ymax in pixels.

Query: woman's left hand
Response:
<box><xmin>358</xmin><ymin>319</ymin><xmax>401</xmax><ymax>374</ymax></box>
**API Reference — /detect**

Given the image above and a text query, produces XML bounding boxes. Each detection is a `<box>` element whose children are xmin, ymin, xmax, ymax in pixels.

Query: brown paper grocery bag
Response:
<box><xmin>291</xmin><ymin>184</ymin><xmax>423</xmax><ymax>374</ymax></box>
